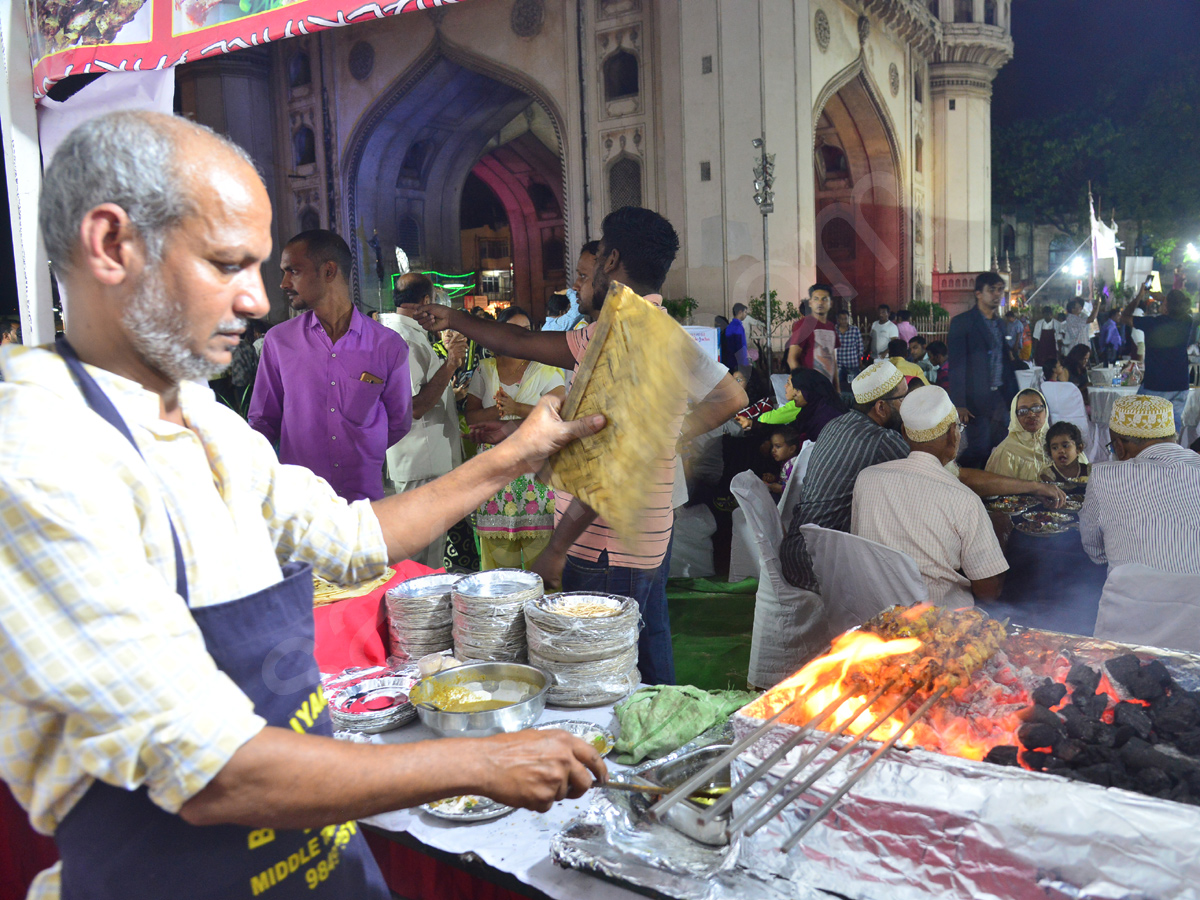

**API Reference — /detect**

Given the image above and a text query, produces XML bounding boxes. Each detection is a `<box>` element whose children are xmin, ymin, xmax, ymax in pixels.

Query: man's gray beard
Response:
<box><xmin>122</xmin><ymin>266</ymin><xmax>243</xmax><ymax>384</ymax></box>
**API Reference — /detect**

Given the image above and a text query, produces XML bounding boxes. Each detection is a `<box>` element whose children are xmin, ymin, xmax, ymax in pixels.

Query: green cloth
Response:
<box><xmin>612</xmin><ymin>685</ymin><xmax>759</xmax><ymax>765</ymax></box>
<box><xmin>757</xmin><ymin>400</ymin><xmax>800</xmax><ymax>425</ymax></box>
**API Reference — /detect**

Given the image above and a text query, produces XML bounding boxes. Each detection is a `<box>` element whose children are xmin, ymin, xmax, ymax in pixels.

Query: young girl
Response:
<box><xmin>762</xmin><ymin>426</ymin><xmax>801</xmax><ymax>495</ymax></box>
<box><xmin>1040</xmin><ymin>421</ymin><xmax>1089</xmax><ymax>486</ymax></box>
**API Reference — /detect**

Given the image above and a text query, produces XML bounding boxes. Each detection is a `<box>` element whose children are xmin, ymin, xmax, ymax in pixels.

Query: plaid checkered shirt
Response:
<box><xmin>0</xmin><ymin>345</ymin><xmax>388</xmax><ymax>900</ymax></box>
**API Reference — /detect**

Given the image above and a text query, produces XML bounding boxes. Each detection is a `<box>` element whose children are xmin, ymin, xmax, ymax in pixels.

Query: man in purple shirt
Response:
<box><xmin>249</xmin><ymin>230</ymin><xmax>411</xmax><ymax>501</ymax></box>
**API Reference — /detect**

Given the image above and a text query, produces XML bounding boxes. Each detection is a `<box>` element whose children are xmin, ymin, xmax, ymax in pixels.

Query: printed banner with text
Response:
<box><xmin>27</xmin><ymin>0</ymin><xmax>464</xmax><ymax>100</ymax></box>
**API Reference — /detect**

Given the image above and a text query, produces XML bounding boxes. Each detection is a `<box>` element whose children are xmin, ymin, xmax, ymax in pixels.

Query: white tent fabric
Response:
<box><xmin>1093</xmin><ymin>564</ymin><xmax>1200</xmax><ymax>654</ymax></box>
<box><xmin>798</xmin><ymin>523</ymin><xmax>928</xmax><ymax>637</ymax></box>
<box><xmin>730</xmin><ymin>472</ymin><xmax>827</xmax><ymax>689</ymax></box>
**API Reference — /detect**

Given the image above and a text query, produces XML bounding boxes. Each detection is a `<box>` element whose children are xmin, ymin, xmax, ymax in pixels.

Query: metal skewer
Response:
<box><xmin>743</xmin><ymin>683</ymin><xmax>922</xmax><ymax>836</ymax></box>
<box><xmin>647</xmin><ymin>681</ymin><xmax>824</xmax><ymax>819</ymax></box>
<box><xmin>778</xmin><ymin>683</ymin><xmax>950</xmax><ymax>852</ymax></box>
<box><xmin>720</xmin><ymin>684</ymin><xmax>890</xmax><ymax>832</ymax></box>
<box><xmin>699</xmin><ymin>681</ymin><xmax>892</xmax><ymax>825</ymax></box>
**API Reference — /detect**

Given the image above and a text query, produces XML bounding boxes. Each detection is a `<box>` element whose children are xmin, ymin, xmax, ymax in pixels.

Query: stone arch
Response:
<box><xmin>343</xmin><ymin>37</ymin><xmax>569</xmax><ymax>311</ymax></box>
<box><xmin>813</xmin><ymin>66</ymin><xmax>908</xmax><ymax>315</ymax></box>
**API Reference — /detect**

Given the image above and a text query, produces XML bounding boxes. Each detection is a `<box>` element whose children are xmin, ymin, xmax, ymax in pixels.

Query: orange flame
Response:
<box><xmin>744</xmin><ymin>631</ymin><xmax>922</xmax><ymax>742</ymax></box>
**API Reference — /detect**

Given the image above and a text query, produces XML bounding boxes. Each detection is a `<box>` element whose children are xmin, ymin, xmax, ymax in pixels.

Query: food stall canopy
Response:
<box><xmin>28</xmin><ymin>0</ymin><xmax>469</xmax><ymax>100</ymax></box>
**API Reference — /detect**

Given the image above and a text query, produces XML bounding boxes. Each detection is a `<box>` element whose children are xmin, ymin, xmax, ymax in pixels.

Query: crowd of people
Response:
<box><xmin>6</xmin><ymin>104</ymin><xmax>1200</xmax><ymax>899</ymax></box>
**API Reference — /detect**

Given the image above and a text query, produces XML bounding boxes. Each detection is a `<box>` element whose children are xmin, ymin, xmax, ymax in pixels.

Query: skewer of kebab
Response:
<box><xmin>739</xmin><ymin>607</ymin><xmax>1008</xmax><ymax>840</ymax></box>
<box><xmin>848</xmin><ymin>605</ymin><xmax>1008</xmax><ymax>695</ymax></box>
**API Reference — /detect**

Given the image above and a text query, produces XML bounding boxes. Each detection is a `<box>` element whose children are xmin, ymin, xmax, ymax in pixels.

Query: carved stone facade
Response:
<box><xmin>202</xmin><ymin>0</ymin><xmax>1010</xmax><ymax>322</ymax></box>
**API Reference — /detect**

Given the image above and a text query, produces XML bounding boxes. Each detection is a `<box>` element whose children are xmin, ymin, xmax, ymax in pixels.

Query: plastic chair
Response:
<box><xmin>1093</xmin><ymin>564</ymin><xmax>1200</xmax><ymax>653</ymax></box>
<box><xmin>730</xmin><ymin>472</ymin><xmax>827</xmax><ymax>688</ymax></box>
<box><xmin>1042</xmin><ymin>381</ymin><xmax>1094</xmax><ymax>457</ymax></box>
<box><xmin>771</xmin><ymin>374</ymin><xmax>790</xmax><ymax>407</ymax></box>
<box><xmin>777</xmin><ymin>440</ymin><xmax>814</xmax><ymax>532</ymax></box>
<box><xmin>798</xmin><ymin>523</ymin><xmax>929</xmax><ymax>637</ymax></box>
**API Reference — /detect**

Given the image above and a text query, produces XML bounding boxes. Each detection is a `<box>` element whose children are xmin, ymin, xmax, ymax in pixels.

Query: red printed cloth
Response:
<box><xmin>312</xmin><ymin>560</ymin><xmax>439</xmax><ymax>673</ymax></box>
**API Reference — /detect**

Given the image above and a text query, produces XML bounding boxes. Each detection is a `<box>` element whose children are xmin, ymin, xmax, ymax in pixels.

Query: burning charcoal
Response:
<box><xmin>1105</xmin><ymin>654</ymin><xmax>1144</xmax><ymax>694</ymax></box>
<box><xmin>1053</xmin><ymin>738</ymin><xmax>1088</xmax><ymax>765</ymax></box>
<box><xmin>1091</xmin><ymin>722</ymin><xmax>1119</xmax><ymax>749</ymax></box>
<box><xmin>1066</xmin><ymin>662</ymin><xmax>1101</xmax><ymax>697</ymax></box>
<box><xmin>1113</xmin><ymin>701</ymin><xmax>1153</xmax><ymax>740</ymax></box>
<box><xmin>1018</xmin><ymin>722</ymin><xmax>1063</xmax><ymax>752</ymax></box>
<box><xmin>1072</xmin><ymin>689</ymin><xmax>1109</xmax><ymax>720</ymax></box>
<box><xmin>1111</xmin><ymin>725</ymin><xmax>1137</xmax><ymax>749</ymax></box>
<box><xmin>1021</xmin><ymin>704</ymin><xmax>1066</xmax><ymax>732</ymax></box>
<box><xmin>1128</xmin><ymin>670</ymin><xmax>1167</xmax><ymax>703</ymax></box>
<box><xmin>1151</xmin><ymin>697</ymin><xmax>1200</xmax><ymax>737</ymax></box>
<box><xmin>1074</xmin><ymin>764</ymin><xmax>1116</xmax><ymax>787</ymax></box>
<box><xmin>984</xmin><ymin>745</ymin><xmax>1021</xmax><ymax>767</ymax></box>
<box><xmin>1136</xmin><ymin>767</ymin><xmax>1173</xmax><ymax>795</ymax></box>
<box><xmin>1175</xmin><ymin>730</ymin><xmax>1200</xmax><ymax>757</ymax></box>
<box><xmin>1060</xmin><ymin>704</ymin><xmax>1088</xmax><ymax>737</ymax></box>
<box><xmin>1019</xmin><ymin>749</ymin><xmax>1052</xmax><ymax>770</ymax></box>
<box><xmin>1143</xmin><ymin>659</ymin><xmax>1173</xmax><ymax>689</ymax></box>
<box><xmin>1032</xmin><ymin>679</ymin><xmax>1068</xmax><ymax>709</ymax></box>
<box><xmin>1120</xmin><ymin>739</ymin><xmax>1194</xmax><ymax>780</ymax></box>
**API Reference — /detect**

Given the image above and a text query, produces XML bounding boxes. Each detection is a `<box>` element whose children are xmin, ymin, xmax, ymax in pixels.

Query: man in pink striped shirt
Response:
<box><xmin>415</xmin><ymin>208</ymin><xmax>746</xmax><ymax>683</ymax></box>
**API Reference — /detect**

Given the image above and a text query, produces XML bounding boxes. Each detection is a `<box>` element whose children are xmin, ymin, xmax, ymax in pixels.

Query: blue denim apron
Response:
<box><xmin>52</xmin><ymin>336</ymin><xmax>389</xmax><ymax>900</ymax></box>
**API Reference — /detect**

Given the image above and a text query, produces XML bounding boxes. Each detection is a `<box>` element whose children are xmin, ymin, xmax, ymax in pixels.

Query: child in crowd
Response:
<box><xmin>1040</xmin><ymin>421</ymin><xmax>1089</xmax><ymax>486</ymax></box>
<box><xmin>762</xmin><ymin>426</ymin><xmax>801</xmax><ymax>495</ymax></box>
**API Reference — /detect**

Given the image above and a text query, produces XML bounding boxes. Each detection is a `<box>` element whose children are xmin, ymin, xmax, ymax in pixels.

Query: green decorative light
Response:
<box><xmin>390</xmin><ymin>270</ymin><xmax>476</xmax><ymax>299</ymax></box>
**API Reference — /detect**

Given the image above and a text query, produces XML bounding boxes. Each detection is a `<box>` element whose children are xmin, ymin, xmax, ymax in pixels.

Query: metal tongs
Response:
<box><xmin>646</xmin><ymin>677</ymin><xmax>949</xmax><ymax>850</ymax></box>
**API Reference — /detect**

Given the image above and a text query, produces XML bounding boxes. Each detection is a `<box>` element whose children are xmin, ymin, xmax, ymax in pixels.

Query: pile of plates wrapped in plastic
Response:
<box><xmin>452</xmin><ymin>569</ymin><xmax>543</xmax><ymax>664</ymax></box>
<box><xmin>385</xmin><ymin>572</ymin><xmax>459</xmax><ymax>660</ymax></box>
<box><xmin>525</xmin><ymin>592</ymin><xmax>640</xmax><ymax>707</ymax></box>
<box><xmin>324</xmin><ymin>664</ymin><xmax>419</xmax><ymax>734</ymax></box>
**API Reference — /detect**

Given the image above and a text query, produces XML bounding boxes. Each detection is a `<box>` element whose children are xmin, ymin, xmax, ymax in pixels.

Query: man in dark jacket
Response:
<box><xmin>947</xmin><ymin>272</ymin><xmax>1017</xmax><ymax>468</ymax></box>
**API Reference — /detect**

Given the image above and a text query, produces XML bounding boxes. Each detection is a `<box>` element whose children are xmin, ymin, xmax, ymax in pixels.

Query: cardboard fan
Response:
<box><xmin>548</xmin><ymin>283</ymin><xmax>690</xmax><ymax>545</ymax></box>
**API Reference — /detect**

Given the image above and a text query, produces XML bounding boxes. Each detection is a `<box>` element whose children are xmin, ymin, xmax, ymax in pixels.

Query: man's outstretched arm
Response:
<box><xmin>414</xmin><ymin>305</ymin><xmax>577</xmax><ymax>369</ymax></box>
<box><xmin>372</xmin><ymin>397</ymin><xmax>604</xmax><ymax>562</ymax></box>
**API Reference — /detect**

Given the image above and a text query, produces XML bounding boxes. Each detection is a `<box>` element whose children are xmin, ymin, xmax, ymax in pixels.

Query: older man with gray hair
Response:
<box><xmin>0</xmin><ymin>111</ymin><xmax>606</xmax><ymax>900</ymax></box>
<box><xmin>852</xmin><ymin>385</ymin><xmax>1009</xmax><ymax>606</ymax></box>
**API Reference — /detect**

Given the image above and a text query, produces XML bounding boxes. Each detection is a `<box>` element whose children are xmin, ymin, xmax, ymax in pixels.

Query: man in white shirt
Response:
<box><xmin>1061</xmin><ymin>298</ymin><xmax>1099</xmax><ymax>354</ymax></box>
<box><xmin>1081</xmin><ymin>394</ymin><xmax>1200</xmax><ymax>573</ymax></box>
<box><xmin>852</xmin><ymin>385</ymin><xmax>1008</xmax><ymax>606</ymax></box>
<box><xmin>383</xmin><ymin>273</ymin><xmax>467</xmax><ymax>567</ymax></box>
<box><xmin>869</xmin><ymin>304</ymin><xmax>900</xmax><ymax>360</ymax></box>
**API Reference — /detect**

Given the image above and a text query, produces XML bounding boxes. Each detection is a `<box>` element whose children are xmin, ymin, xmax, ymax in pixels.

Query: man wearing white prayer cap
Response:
<box><xmin>1080</xmin><ymin>394</ymin><xmax>1200</xmax><ymax>573</ymax></box>
<box><xmin>780</xmin><ymin>364</ymin><xmax>1062</xmax><ymax>590</ymax></box>
<box><xmin>851</xmin><ymin>385</ymin><xmax>1009</xmax><ymax>607</ymax></box>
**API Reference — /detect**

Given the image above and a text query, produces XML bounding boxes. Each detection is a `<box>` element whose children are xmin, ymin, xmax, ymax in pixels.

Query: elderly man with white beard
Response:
<box><xmin>0</xmin><ymin>110</ymin><xmax>607</xmax><ymax>900</ymax></box>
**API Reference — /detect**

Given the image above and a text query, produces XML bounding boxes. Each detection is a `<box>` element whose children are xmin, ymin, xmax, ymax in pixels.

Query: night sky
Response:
<box><xmin>993</xmin><ymin>0</ymin><xmax>1200</xmax><ymax>129</ymax></box>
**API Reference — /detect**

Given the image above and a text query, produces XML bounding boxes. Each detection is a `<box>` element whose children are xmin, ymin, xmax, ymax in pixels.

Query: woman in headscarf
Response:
<box><xmin>738</xmin><ymin>368</ymin><xmax>846</xmax><ymax>445</ymax></box>
<box><xmin>984</xmin><ymin>388</ymin><xmax>1059</xmax><ymax>481</ymax></box>
<box><xmin>786</xmin><ymin>368</ymin><xmax>847</xmax><ymax>445</ymax></box>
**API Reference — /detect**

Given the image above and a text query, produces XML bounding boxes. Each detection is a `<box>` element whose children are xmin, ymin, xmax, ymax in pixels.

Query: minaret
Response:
<box><xmin>929</xmin><ymin>0</ymin><xmax>1013</xmax><ymax>273</ymax></box>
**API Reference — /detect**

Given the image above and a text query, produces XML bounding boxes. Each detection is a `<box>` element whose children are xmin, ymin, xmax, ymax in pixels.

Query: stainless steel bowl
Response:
<box><xmin>643</xmin><ymin>744</ymin><xmax>732</xmax><ymax>846</ymax></box>
<box><xmin>410</xmin><ymin>661</ymin><xmax>551</xmax><ymax>738</ymax></box>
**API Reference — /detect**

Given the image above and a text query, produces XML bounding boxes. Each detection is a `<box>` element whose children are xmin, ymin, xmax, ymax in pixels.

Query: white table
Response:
<box><xmin>362</xmin><ymin>703</ymin><xmax>644</xmax><ymax>900</ymax></box>
<box><xmin>1086</xmin><ymin>385</ymin><xmax>1139</xmax><ymax>461</ymax></box>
